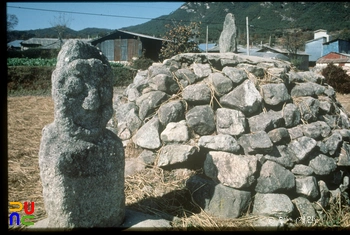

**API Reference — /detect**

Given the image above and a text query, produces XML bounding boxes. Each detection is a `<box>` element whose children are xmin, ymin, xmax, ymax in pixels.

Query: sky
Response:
<box><xmin>6</xmin><ymin>1</ymin><xmax>185</xmax><ymax>31</ymax></box>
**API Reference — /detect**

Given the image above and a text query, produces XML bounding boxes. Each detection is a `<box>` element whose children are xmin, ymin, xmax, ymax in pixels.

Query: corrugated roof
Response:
<box><xmin>317</xmin><ymin>52</ymin><xmax>350</xmax><ymax>64</ymax></box>
<box><xmin>21</xmin><ymin>38</ymin><xmax>91</xmax><ymax>49</ymax></box>
<box><xmin>117</xmin><ymin>29</ymin><xmax>167</xmax><ymax>41</ymax></box>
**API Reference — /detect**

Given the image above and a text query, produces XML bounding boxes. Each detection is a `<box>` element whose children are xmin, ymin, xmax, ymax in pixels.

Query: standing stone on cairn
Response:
<box><xmin>38</xmin><ymin>40</ymin><xmax>125</xmax><ymax>228</ymax></box>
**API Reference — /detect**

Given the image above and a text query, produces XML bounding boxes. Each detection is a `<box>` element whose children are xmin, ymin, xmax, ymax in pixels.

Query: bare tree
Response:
<box><xmin>50</xmin><ymin>13</ymin><xmax>72</xmax><ymax>48</ymax></box>
<box><xmin>7</xmin><ymin>14</ymin><xmax>18</xmax><ymax>31</ymax></box>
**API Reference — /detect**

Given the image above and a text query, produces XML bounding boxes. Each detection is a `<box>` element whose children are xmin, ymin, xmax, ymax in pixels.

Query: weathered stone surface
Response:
<box><xmin>135</xmin><ymin>90</ymin><xmax>170</xmax><ymax>120</ymax></box>
<box><xmin>148</xmin><ymin>73</ymin><xmax>179</xmax><ymax>94</ymax></box>
<box><xmin>133</xmin><ymin>117</ymin><xmax>161</xmax><ymax>150</ymax></box>
<box><xmin>283</xmin><ymin>103</ymin><xmax>301</xmax><ymax>128</ymax></box>
<box><xmin>314</xmin><ymin>180</ymin><xmax>330</xmax><ymax>210</ymax></box>
<box><xmin>114</xmin><ymin>102</ymin><xmax>142</xmax><ymax>140</ymax></box>
<box><xmin>182</xmin><ymin>83</ymin><xmax>211</xmax><ymax>104</ymax></box>
<box><xmin>324</xmin><ymin>132</ymin><xmax>343</xmax><ymax>156</ymax></box>
<box><xmin>216</xmin><ymin>108</ymin><xmax>247</xmax><ymax>136</ymax></box>
<box><xmin>296</xmin><ymin>96</ymin><xmax>320</xmax><ymax>123</ymax></box>
<box><xmin>252</xmin><ymin>193</ymin><xmax>294</xmax><ymax>217</ymax></box>
<box><xmin>301</xmin><ymin>121</ymin><xmax>331</xmax><ymax>140</ymax></box>
<box><xmin>220</xmin><ymin>79</ymin><xmax>262</xmax><ymax>116</ymax></box>
<box><xmin>338</xmin><ymin>142</ymin><xmax>350</xmax><ymax>166</ymax></box>
<box><xmin>295</xmin><ymin>176</ymin><xmax>319</xmax><ymax>200</ymax></box>
<box><xmin>287</xmin><ymin>136</ymin><xmax>317</xmax><ymax>163</ymax></box>
<box><xmin>208</xmin><ymin>72</ymin><xmax>233</xmax><ymax>96</ymax></box>
<box><xmin>238</xmin><ymin>131</ymin><xmax>273</xmax><ymax>155</ymax></box>
<box><xmin>291</xmin><ymin>164</ymin><xmax>314</xmax><ymax>176</ymax></box>
<box><xmin>204</xmin><ymin>151</ymin><xmax>258</xmax><ymax>189</ymax></box>
<box><xmin>291</xmin><ymin>82</ymin><xmax>326</xmax><ymax>97</ymax></box>
<box><xmin>157</xmin><ymin>144</ymin><xmax>198</xmax><ymax>167</ymax></box>
<box><xmin>137</xmin><ymin>149</ymin><xmax>157</xmax><ymax>166</ymax></box>
<box><xmin>198</xmin><ymin>134</ymin><xmax>241</xmax><ymax>153</ymax></box>
<box><xmin>292</xmin><ymin>197</ymin><xmax>318</xmax><ymax>225</ymax></box>
<box><xmin>174</xmin><ymin>68</ymin><xmax>199</xmax><ymax>86</ymax></box>
<box><xmin>157</xmin><ymin>100</ymin><xmax>185</xmax><ymax>126</ymax></box>
<box><xmin>264</xmin><ymin>145</ymin><xmax>298</xmax><ymax>169</ymax></box>
<box><xmin>192</xmin><ymin>62</ymin><xmax>212</xmax><ymax>79</ymax></box>
<box><xmin>255</xmin><ymin>160</ymin><xmax>295</xmax><ymax>193</ymax></box>
<box><xmin>148</xmin><ymin>63</ymin><xmax>172</xmax><ymax>78</ymax></box>
<box><xmin>185</xmin><ymin>105</ymin><xmax>216</xmax><ymax>135</ymax></box>
<box><xmin>248</xmin><ymin>110</ymin><xmax>284</xmax><ymax>133</ymax></box>
<box><xmin>39</xmin><ymin>39</ymin><xmax>125</xmax><ymax>228</ymax></box>
<box><xmin>308</xmin><ymin>154</ymin><xmax>337</xmax><ymax>175</ymax></box>
<box><xmin>219</xmin><ymin>13</ymin><xmax>237</xmax><ymax>53</ymax></box>
<box><xmin>261</xmin><ymin>83</ymin><xmax>291</xmax><ymax>106</ymax></box>
<box><xmin>160</xmin><ymin>120</ymin><xmax>189</xmax><ymax>143</ymax></box>
<box><xmin>222</xmin><ymin>67</ymin><xmax>247</xmax><ymax>85</ymax></box>
<box><xmin>186</xmin><ymin>175</ymin><xmax>251</xmax><ymax>219</ymax></box>
<box><xmin>268</xmin><ymin>128</ymin><xmax>291</xmax><ymax>145</ymax></box>
<box><xmin>287</xmin><ymin>125</ymin><xmax>304</xmax><ymax>140</ymax></box>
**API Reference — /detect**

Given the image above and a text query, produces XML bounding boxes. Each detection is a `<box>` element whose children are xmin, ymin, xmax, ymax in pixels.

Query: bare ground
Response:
<box><xmin>7</xmin><ymin>90</ymin><xmax>350</xmax><ymax>230</ymax></box>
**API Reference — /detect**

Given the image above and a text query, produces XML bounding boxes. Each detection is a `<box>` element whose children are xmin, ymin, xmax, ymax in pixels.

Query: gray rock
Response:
<box><xmin>138</xmin><ymin>149</ymin><xmax>157</xmax><ymax>166</ymax></box>
<box><xmin>208</xmin><ymin>72</ymin><xmax>233</xmax><ymax>96</ymax></box>
<box><xmin>135</xmin><ymin>90</ymin><xmax>170</xmax><ymax>120</ymax></box>
<box><xmin>238</xmin><ymin>131</ymin><xmax>273</xmax><ymax>155</ymax></box>
<box><xmin>39</xmin><ymin>39</ymin><xmax>125</xmax><ymax>228</ymax></box>
<box><xmin>204</xmin><ymin>151</ymin><xmax>258</xmax><ymax>189</ymax></box>
<box><xmin>264</xmin><ymin>145</ymin><xmax>298</xmax><ymax>169</ymax></box>
<box><xmin>186</xmin><ymin>175</ymin><xmax>251</xmax><ymax>219</ymax></box>
<box><xmin>324</xmin><ymin>132</ymin><xmax>343</xmax><ymax>156</ymax></box>
<box><xmin>283</xmin><ymin>103</ymin><xmax>301</xmax><ymax>128</ymax></box>
<box><xmin>296</xmin><ymin>96</ymin><xmax>320</xmax><ymax>123</ymax></box>
<box><xmin>287</xmin><ymin>136</ymin><xmax>317</xmax><ymax>163</ymax></box>
<box><xmin>222</xmin><ymin>67</ymin><xmax>248</xmax><ymax>85</ymax></box>
<box><xmin>125</xmin><ymin>158</ymin><xmax>146</xmax><ymax>177</ymax></box>
<box><xmin>301</xmin><ymin>121</ymin><xmax>331</xmax><ymax>140</ymax></box>
<box><xmin>252</xmin><ymin>193</ymin><xmax>294</xmax><ymax>218</ymax></box>
<box><xmin>133</xmin><ymin>117</ymin><xmax>161</xmax><ymax>150</ymax></box>
<box><xmin>291</xmin><ymin>82</ymin><xmax>326</xmax><ymax>97</ymax></box>
<box><xmin>219</xmin><ymin>13</ymin><xmax>237</xmax><ymax>53</ymax></box>
<box><xmin>268</xmin><ymin>128</ymin><xmax>291</xmax><ymax>145</ymax></box>
<box><xmin>148</xmin><ymin>73</ymin><xmax>179</xmax><ymax>94</ymax></box>
<box><xmin>295</xmin><ymin>176</ymin><xmax>319</xmax><ymax>200</ymax></box>
<box><xmin>255</xmin><ymin>160</ymin><xmax>295</xmax><ymax>193</ymax></box>
<box><xmin>291</xmin><ymin>164</ymin><xmax>314</xmax><ymax>176</ymax></box>
<box><xmin>308</xmin><ymin>154</ymin><xmax>337</xmax><ymax>175</ymax></box>
<box><xmin>185</xmin><ymin>105</ymin><xmax>216</xmax><ymax>136</ymax></box>
<box><xmin>248</xmin><ymin>110</ymin><xmax>284</xmax><ymax>133</ymax></box>
<box><xmin>160</xmin><ymin>120</ymin><xmax>189</xmax><ymax>143</ymax></box>
<box><xmin>216</xmin><ymin>108</ymin><xmax>247</xmax><ymax>136</ymax></box>
<box><xmin>337</xmin><ymin>142</ymin><xmax>350</xmax><ymax>166</ymax></box>
<box><xmin>157</xmin><ymin>144</ymin><xmax>198</xmax><ymax>167</ymax></box>
<box><xmin>115</xmin><ymin>102</ymin><xmax>142</xmax><ymax>139</ymax></box>
<box><xmin>261</xmin><ymin>83</ymin><xmax>291</xmax><ymax>106</ymax></box>
<box><xmin>314</xmin><ymin>180</ymin><xmax>330</xmax><ymax>210</ymax></box>
<box><xmin>192</xmin><ymin>62</ymin><xmax>212</xmax><ymax>79</ymax></box>
<box><xmin>148</xmin><ymin>63</ymin><xmax>172</xmax><ymax>78</ymax></box>
<box><xmin>121</xmin><ymin>209</ymin><xmax>171</xmax><ymax>230</ymax></box>
<box><xmin>220</xmin><ymin>79</ymin><xmax>262</xmax><ymax>116</ymax></box>
<box><xmin>292</xmin><ymin>197</ymin><xmax>318</xmax><ymax>226</ymax></box>
<box><xmin>182</xmin><ymin>83</ymin><xmax>211</xmax><ymax>104</ymax></box>
<box><xmin>174</xmin><ymin>68</ymin><xmax>199</xmax><ymax>86</ymax></box>
<box><xmin>198</xmin><ymin>134</ymin><xmax>241</xmax><ymax>153</ymax></box>
<box><xmin>157</xmin><ymin>100</ymin><xmax>185</xmax><ymax>126</ymax></box>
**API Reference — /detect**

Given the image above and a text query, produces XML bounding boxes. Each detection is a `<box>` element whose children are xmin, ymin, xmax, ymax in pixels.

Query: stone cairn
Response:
<box><xmin>39</xmin><ymin>40</ymin><xmax>125</xmax><ymax>228</ymax></box>
<box><xmin>113</xmin><ymin>52</ymin><xmax>350</xmax><ymax>224</ymax></box>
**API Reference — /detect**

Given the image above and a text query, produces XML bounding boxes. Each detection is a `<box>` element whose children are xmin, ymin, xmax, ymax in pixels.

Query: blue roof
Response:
<box><xmin>198</xmin><ymin>43</ymin><xmax>216</xmax><ymax>52</ymax></box>
<box><xmin>7</xmin><ymin>40</ymin><xmax>23</xmax><ymax>48</ymax></box>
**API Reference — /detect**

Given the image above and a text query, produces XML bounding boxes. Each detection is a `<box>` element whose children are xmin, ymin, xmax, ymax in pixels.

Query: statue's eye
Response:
<box><xmin>65</xmin><ymin>76</ymin><xmax>84</xmax><ymax>95</ymax></box>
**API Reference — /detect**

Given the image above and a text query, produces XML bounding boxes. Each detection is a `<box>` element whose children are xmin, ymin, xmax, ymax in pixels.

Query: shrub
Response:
<box><xmin>321</xmin><ymin>63</ymin><xmax>350</xmax><ymax>94</ymax></box>
<box><xmin>111</xmin><ymin>66</ymin><xmax>136</xmax><ymax>87</ymax></box>
<box><xmin>131</xmin><ymin>57</ymin><xmax>154</xmax><ymax>70</ymax></box>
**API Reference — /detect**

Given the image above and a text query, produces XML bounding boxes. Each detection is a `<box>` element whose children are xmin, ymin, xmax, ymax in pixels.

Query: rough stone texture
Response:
<box><xmin>219</xmin><ymin>13</ymin><xmax>237</xmax><ymax>53</ymax></box>
<box><xmin>292</xmin><ymin>197</ymin><xmax>318</xmax><ymax>226</ymax></box>
<box><xmin>111</xmin><ymin>52</ymin><xmax>350</xmax><ymax>221</ymax></box>
<box><xmin>204</xmin><ymin>151</ymin><xmax>258</xmax><ymax>189</ymax></box>
<box><xmin>39</xmin><ymin>39</ymin><xmax>125</xmax><ymax>228</ymax></box>
<box><xmin>255</xmin><ymin>160</ymin><xmax>295</xmax><ymax>193</ymax></box>
<box><xmin>252</xmin><ymin>193</ymin><xmax>294</xmax><ymax>217</ymax></box>
<box><xmin>133</xmin><ymin>117</ymin><xmax>161</xmax><ymax>150</ymax></box>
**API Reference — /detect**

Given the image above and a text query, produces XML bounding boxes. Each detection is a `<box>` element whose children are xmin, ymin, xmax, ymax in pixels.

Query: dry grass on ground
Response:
<box><xmin>7</xmin><ymin>93</ymin><xmax>350</xmax><ymax>231</ymax></box>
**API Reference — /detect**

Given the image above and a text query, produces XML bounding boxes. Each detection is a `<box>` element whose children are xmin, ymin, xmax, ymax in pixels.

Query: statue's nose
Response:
<box><xmin>82</xmin><ymin>88</ymin><xmax>100</xmax><ymax>110</ymax></box>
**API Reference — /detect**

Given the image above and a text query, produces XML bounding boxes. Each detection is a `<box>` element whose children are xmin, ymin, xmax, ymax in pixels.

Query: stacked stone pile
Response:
<box><xmin>111</xmin><ymin>52</ymin><xmax>350</xmax><ymax>222</ymax></box>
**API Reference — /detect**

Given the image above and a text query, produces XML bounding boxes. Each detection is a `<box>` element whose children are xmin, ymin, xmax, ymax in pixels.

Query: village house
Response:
<box><xmin>305</xmin><ymin>29</ymin><xmax>331</xmax><ymax>66</ymax></box>
<box><xmin>90</xmin><ymin>29</ymin><xmax>168</xmax><ymax>62</ymax></box>
<box><xmin>316</xmin><ymin>52</ymin><xmax>350</xmax><ymax>76</ymax></box>
<box><xmin>19</xmin><ymin>38</ymin><xmax>91</xmax><ymax>50</ymax></box>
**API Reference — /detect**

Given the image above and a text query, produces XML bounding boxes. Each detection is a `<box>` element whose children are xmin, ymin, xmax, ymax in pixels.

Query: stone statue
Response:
<box><xmin>38</xmin><ymin>40</ymin><xmax>125</xmax><ymax>228</ymax></box>
<box><xmin>219</xmin><ymin>13</ymin><xmax>238</xmax><ymax>53</ymax></box>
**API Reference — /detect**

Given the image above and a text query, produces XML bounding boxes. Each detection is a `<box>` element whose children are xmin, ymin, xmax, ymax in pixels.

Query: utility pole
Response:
<box><xmin>269</xmin><ymin>35</ymin><xmax>271</xmax><ymax>47</ymax></box>
<box><xmin>246</xmin><ymin>16</ymin><xmax>249</xmax><ymax>56</ymax></box>
<box><xmin>206</xmin><ymin>25</ymin><xmax>208</xmax><ymax>53</ymax></box>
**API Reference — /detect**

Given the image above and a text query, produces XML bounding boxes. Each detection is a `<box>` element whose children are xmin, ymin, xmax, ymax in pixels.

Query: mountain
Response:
<box><xmin>7</xmin><ymin>27</ymin><xmax>114</xmax><ymax>42</ymax></box>
<box><xmin>121</xmin><ymin>2</ymin><xmax>350</xmax><ymax>43</ymax></box>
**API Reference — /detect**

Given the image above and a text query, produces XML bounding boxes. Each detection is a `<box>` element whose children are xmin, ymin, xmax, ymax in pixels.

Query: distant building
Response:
<box><xmin>316</xmin><ymin>52</ymin><xmax>350</xmax><ymax>76</ymax></box>
<box><xmin>20</xmin><ymin>38</ymin><xmax>90</xmax><ymax>50</ymax></box>
<box><xmin>7</xmin><ymin>40</ymin><xmax>23</xmax><ymax>50</ymax></box>
<box><xmin>305</xmin><ymin>29</ymin><xmax>331</xmax><ymax>66</ymax></box>
<box><xmin>90</xmin><ymin>29</ymin><xmax>168</xmax><ymax>62</ymax></box>
<box><xmin>323</xmin><ymin>39</ymin><xmax>350</xmax><ymax>56</ymax></box>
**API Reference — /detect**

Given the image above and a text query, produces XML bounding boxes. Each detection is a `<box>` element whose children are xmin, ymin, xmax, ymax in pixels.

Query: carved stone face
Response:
<box><xmin>52</xmin><ymin>41</ymin><xmax>113</xmax><ymax>142</ymax></box>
